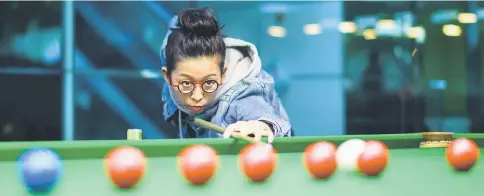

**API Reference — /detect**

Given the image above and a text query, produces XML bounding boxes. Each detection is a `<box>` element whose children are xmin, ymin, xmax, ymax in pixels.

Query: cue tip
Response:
<box><xmin>185</xmin><ymin>115</ymin><xmax>195</xmax><ymax>123</ymax></box>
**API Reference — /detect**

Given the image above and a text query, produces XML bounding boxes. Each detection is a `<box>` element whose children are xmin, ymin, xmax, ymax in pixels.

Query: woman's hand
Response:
<box><xmin>223</xmin><ymin>120</ymin><xmax>275</xmax><ymax>143</ymax></box>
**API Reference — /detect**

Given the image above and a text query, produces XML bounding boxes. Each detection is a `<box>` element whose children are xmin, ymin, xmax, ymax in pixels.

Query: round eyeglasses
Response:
<box><xmin>172</xmin><ymin>80</ymin><xmax>221</xmax><ymax>94</ymax></box>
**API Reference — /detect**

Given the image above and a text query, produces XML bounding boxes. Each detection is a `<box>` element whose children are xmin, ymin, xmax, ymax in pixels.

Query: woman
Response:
<box><xmin>160</xmin><ymin>8</ymin><xmax>291</xmax><ymax>143</ymax></box>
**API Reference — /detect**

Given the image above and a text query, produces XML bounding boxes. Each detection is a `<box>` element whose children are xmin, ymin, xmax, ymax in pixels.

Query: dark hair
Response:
<box><xmin>165</xmin><ymin>8</ymin><xmax>226</xmax><ymax>77</ymax></box>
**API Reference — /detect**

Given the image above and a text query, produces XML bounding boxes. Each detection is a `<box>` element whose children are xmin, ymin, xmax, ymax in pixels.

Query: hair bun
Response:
<box><xmin>177</xmin><ymin>8</ymin><xmax>221</xmax><ymax>36</ymax></box>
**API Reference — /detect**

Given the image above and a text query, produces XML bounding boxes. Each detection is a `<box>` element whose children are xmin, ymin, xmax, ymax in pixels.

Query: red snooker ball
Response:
<box><xmin>303</xmin><ymin>142</ymin><xmax>337</xmax><ymax>179</ymax></box>
<box><xmin>357</xmin><ymin>140</ymin><xmax>389</xmax><ymax>176</ymax></box>
<box><xmin>105</xmin><ymin>146</ymin><xmax>146</xmax><ymax>189</ymax></box>
<box><xmin>178</xmin><ymin>144</ymin><xmax>218</xmax><ymax>185</ymax></box>
<box><xmin>239</xmin><ymin>143</ymin><xmax>277</xmax><ymax>182</ymax></box>
<box><xmin>446</xmin><ymin>138</ymin><xmax>480</xmax><ymax>171</ymax></box>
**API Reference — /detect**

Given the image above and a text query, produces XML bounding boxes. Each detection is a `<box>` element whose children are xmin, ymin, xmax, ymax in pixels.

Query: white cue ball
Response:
<box><xmin>336</xmin><ymin>139</ymin><xmax>366</xmax><ymax>171</ymax></box>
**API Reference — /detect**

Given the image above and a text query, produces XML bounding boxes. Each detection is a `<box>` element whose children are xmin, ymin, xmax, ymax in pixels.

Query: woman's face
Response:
<box><xmin>162</xmin><ymin>56</ymin><xmax>224</xmax><ymax>114</ymax></box>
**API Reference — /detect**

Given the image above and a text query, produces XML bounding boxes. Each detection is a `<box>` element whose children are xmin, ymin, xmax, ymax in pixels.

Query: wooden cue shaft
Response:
<box><xmin>190</xmin><ymin>117</ymin><xmax>259</xmax><ymax>143</ymax></box>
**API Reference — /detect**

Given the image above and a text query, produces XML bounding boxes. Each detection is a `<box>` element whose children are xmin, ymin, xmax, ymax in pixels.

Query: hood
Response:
<box><xmin>160</xmin><ymin>16</ymin><xmax>262</xmax><ymax>116</ymax></box>
<box><xmin>216</xmin><ymin>37</ymin><xmax>262</xmax><ymax>101</ymax></box>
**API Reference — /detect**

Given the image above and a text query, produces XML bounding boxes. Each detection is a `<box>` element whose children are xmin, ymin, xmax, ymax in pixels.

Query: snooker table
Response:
<box><xmin>0</xmin><ymin>133</ymin><xmax>483</xmax><ymax>196</ymax></box>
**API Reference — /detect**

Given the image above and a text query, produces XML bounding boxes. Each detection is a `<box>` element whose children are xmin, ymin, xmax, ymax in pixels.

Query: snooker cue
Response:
<box><xmin>185</xmin><ymin>116</ymin><xmax>259</xmax><ymax>143</ymax></box>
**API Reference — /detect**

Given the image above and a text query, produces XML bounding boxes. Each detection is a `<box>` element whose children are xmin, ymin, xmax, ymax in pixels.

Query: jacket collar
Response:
<box><xmin>162</xmin><ymin>84</ymin><xmax>177</xmax><ymax>120</ymax></box>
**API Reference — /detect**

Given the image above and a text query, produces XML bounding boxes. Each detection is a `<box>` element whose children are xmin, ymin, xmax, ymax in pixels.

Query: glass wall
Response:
<box><xmin>344</xmin><ymin>1</ymin><xmax>484</xmax><ymax>134</ymax></box>
<box><xmin>0</xmin><ymin>2</ymin><xmax>62</xmax><ymax>141</ymax></box>
<box><xmin>1</xmin><ymin>1</ymin><xmax>483</xmax><ymax>141</ymax></box>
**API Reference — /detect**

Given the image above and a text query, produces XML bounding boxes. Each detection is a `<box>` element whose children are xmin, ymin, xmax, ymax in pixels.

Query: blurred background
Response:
<box><xmin>0</xmin><ymin>1</ymin><xmax>483</xmax><ymax>141</ymax></box>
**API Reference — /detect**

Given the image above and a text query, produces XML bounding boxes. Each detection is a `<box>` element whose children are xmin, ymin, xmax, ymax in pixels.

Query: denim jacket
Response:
<box><xmin>162</xmin><ymin>69</ymin><xmax>292</xmax><ymax>138</ymax></box>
